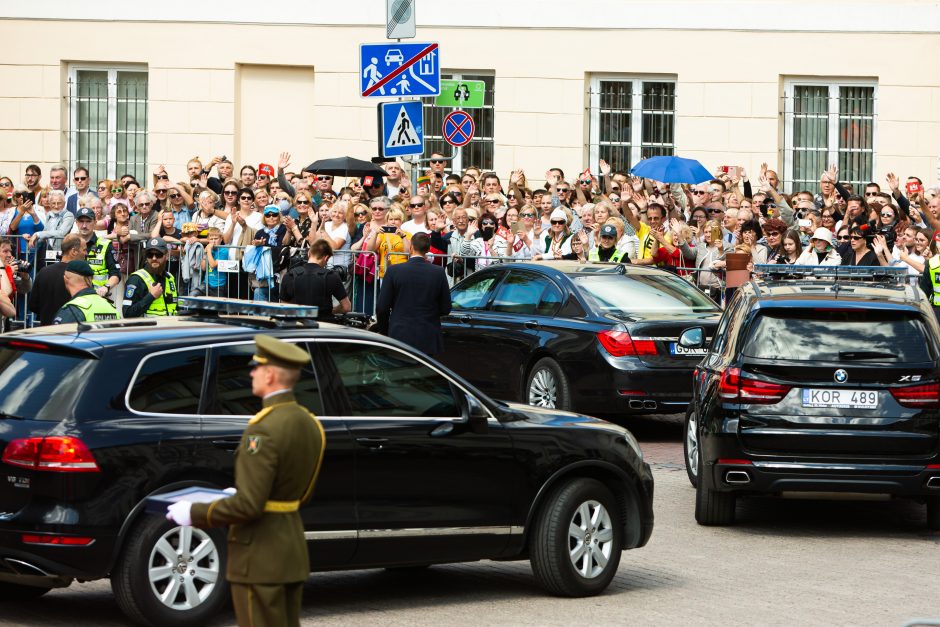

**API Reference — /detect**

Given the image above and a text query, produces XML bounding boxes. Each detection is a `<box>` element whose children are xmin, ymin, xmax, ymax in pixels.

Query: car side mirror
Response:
<box><xmin>466</xmin><ymin>394</ymin><xmax>489</xmax><ymax>433</ymax></box>
<box><xmin>678</xmin><ymin>327</ymin><xmax>704</xmax><ymax>349</ymax></box>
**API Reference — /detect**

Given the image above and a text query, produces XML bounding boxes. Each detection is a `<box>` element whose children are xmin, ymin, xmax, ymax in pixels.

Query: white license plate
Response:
<box><xmin>670</xmin><ymin>343</ymin><xmax>707</xmax><ymax>356</ymax></box>
<box><xmin>801</xmin><ymin>388</ymin><xmax>879</xmax><ymax>409</ymax></box>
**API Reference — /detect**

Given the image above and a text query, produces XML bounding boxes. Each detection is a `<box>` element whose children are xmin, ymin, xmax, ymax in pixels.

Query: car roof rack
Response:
<box><xmin>754</xmin><ymin>264</ymin><xmax>914</xmax><ymax>283</ymax></box>
<box><xmin>76</xmin><ymin>319</ymin><xmax>158</xmax><ymax>332</ymax></box>
<box><xmin>178</xmin><ymin>296</ymin><xmax>319</xmax><ymax>327</ymax></box>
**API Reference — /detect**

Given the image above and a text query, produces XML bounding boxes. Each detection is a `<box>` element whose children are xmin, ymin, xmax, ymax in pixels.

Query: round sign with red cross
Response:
<box><xmin>442</xmin><ymin>110</ymin><xmax>475</xmax><ymax>148</ymax></box>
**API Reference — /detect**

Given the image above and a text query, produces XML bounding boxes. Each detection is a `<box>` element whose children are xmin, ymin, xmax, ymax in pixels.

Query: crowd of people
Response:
<box><xmin>0</xmin><ymin>152</ymin><xmax>938</xmax><ymax>327</ymax></box>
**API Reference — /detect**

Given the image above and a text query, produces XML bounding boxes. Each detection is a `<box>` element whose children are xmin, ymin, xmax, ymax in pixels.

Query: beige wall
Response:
<box><xmin>0</xmin><ymin>18</ymin><xmax>937</xmax><ymax>190</ymax></box>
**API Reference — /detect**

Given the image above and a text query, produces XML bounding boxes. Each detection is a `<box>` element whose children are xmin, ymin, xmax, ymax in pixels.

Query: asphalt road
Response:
<box><xmin>4</xmin><ymin>414</ymin><xmax>939</xmax><ymax>626</ymax></box>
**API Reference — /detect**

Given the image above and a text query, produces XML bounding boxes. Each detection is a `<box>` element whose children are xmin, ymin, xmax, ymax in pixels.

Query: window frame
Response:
<box><xmin>125</xmin><ymin>346</ymin><xmax>209</xmax><ymax>417</ymax></box>
<box><xmin>489</xmin><ymin>270</ymin><xmax>562</xmax><ymax>316</ymax></box>
<box><xmin>68</xmin><ymin>63</ymin><xmax>148</xmax><ymax>182</ymax></box>
<box><xmin>782</xmin><ymin>77</ymin><xmax>878</xmax><ymax>194</ymax></box>
<box><xmin>421</xmin><ymin>70</ymin><xmax>495</xmax><ymax>173</ymax></box>
<box><xmin>588</xmin><ymin>75</ymin><xmax>677</xmax><ymax>173</ymax></box>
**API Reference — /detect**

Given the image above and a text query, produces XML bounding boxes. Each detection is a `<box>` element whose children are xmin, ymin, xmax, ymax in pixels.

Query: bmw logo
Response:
<box><xmin>834</xmin><ymin>369</ymin><xmax>848</xmax><ymax>383</ymax></box>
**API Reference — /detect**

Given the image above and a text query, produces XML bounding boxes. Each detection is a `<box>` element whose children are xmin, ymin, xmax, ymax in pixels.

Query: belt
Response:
<box><xmin>263</xmin><ymin>499</ymin><xmax>300</xmax><ymax>513</ymax></box>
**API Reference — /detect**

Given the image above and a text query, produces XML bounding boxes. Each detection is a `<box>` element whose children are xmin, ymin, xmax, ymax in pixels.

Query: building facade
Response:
<box><xmin>2</xmin><ymin>0</ymin><xmax>939</xmax><ymax>191</ymax></box>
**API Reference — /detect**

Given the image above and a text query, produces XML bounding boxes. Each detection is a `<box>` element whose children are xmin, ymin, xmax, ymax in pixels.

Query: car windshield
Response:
<box><xmin>0</xmin><ymin>348</ymin><xmax>96</xmax><ymax>420</ymax></box>
<box><xmin>741</xmin><ymin>310</ymin><xmax>933</xmax><ymax>362</ymax></box>
<box><xmin>573</xmin><ymin>274</ymin><xmax>719</xmax><ymax>314</ymax></box>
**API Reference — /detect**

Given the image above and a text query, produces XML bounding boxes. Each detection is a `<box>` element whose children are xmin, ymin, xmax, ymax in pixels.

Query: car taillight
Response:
<box><xmin>2</xmin><ymin>437</ymin><xmax>99</xmax><ymax>472</ymax></box>
<box><xmin>890</xmin><ymin>382</ymin><xmax>940</xmax><ymax>409</ymax></box>
<box><xmin>21</xmin><ymin>534</ymin><xmax>94</xmax><ymax>546</ymax></box>
<box><xmin>718</xmin><ymin>367</ymin><xmax>791</xmax><ymax>404</ymax></box>
<box><xmin>597</xmin><ymin>330</ymin><xmax>657</xmax><ymax>357</ymax></box>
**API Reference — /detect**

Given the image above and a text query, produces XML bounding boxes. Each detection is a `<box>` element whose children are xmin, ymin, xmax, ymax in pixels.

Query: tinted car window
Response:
<box><xmin>492</xmin><ymin>273</ymin><xmax>552</xmax><ymax>315</ymax></box>
<box><xmin>741</xmin><ymin>310</ymin><xmax>932</xmax><ymax>362</ymax></box>
<box><xmin>327</xmin><ymin>342</ymin><xmax>460</xmax><ymax>418</ymax></box>
<box><xmin>537</xmin><ymin>282</ymin><xmax>564</xmax><ymax>316</ymax></box>
<box><xmin>452</xmin><ymin>273</ymin><xmax>499</xmax><ymax>310</ymax></box>
<box><xmin>0</xmin><ymin>349</ymin><xmax>96</xmax><ymax>421</ymax></box>
<box><xmin>574</xmin><ymin>274</ymin><xmax>719</xmax><ymax>314</ymax></box>
<box><xmin>207</xmin><ymin>343</ymin><xmax>323</xmax><ymax>416</ymax></box>
<box><xmin>129</xmin><ymin>349</ymin><xmax>206</xmax><ymax>414</ymax></box>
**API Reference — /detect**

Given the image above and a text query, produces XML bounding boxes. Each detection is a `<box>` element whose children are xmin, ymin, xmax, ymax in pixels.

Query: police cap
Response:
<box><xmin>144</xmin><ymin>238</ymin><xmax>168</xmax><ymax>253</ymax></box>
<box><xmin>75</xmin><ymin>207</ymin><xmax>95</xmax><ymax>221</ymax></box>
<box><xmin>249</xmin><ymin>334</ymin><xmax>309</xmax><ymax>370</ymax></box>
<box><xmin>65</xmin><ymin>260</ymin><xmax>95</xmax><ymax>277</ymax></box>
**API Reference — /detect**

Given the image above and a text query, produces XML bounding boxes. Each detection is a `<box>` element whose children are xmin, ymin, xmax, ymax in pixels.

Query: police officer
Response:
<box><xmin>52</xmin><ymin>260</ymin><xmax>118</xmax><ymax>324</ymax></box>
<box><xmin>123</xmin><ymin>238</ymin><xmax>178</xmax><ymax>318</ymax></box>
<box><xmin>920</xmin><ymin>247</ymin><xmax>940</xmax><ymax>322</ymax></box>
<box><xmin>589</xmin><ymin>224</ymin><xmax>628</xmax><ymax>263</ymax></box>
<box><xmin>74</xmin><ymin>205</ymin><xmax>120</xmax><ymax>297</ymax></box>
<box><xmin>280</xmin><ymin>238</ymin><xmax>351</xmax><ymax>321</ymax></box>
<box><xmin>167</xmin><ymin>335</ymin><xmax>325</xmax><ymax>627</ymax></box>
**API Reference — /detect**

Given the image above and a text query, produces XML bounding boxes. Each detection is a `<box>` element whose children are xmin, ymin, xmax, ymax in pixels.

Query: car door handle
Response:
<box><xmin>524</xmin><ymin>320</ymin><xmax>539</xmax><ymax>329</ymax></box>
<box><xmin>211</xmin><ymin>439</ymin><xmax>241</xmax><ymax>452</ymax></box>
<box><xmin>447</xmin><ymin>314</ymin><xmax>470</xmax><ymax>323</ymax></box>
<box><xmin>356</xmin><ymin>437</ymin><xmax>389</xmax><ymax>449</ymax></box>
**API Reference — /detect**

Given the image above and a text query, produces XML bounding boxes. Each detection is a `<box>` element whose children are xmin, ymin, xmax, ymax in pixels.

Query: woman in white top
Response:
<box><xmin>220</xmin><ymin>189</ymin><xmax>259</xmax><ymax>244</ymax></box>
<box><xmin>536</xmin><ymin>208</ymin><xmax>574</xmax><ymax>260</ymax></box>
<box><xmin>795</xmin><ymin>227</ymin><xmax>842</xmax><ymax>266</ymax></box>
<box><xmin>509</xmin><ymin>204</ymin><xmax>541</xmax><ymax>259</ymax></box>
<box><xmin>319</xmin><ymin>201</ymin><xmax>352</xmax><ymax>268</ymax></box>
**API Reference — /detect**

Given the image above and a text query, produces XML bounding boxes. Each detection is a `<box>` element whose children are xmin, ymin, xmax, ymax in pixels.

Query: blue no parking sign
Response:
<box><xmin>442</xmin><ymin>110</ymin><xmax>474</xmax><ymax>148</ymax></box>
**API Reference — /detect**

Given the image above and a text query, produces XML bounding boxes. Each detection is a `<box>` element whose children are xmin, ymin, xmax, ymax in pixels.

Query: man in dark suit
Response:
<box><xmin>376</xmin><ymin>232</ymin><xmax>452</xmax><ymax>356</ymax></box>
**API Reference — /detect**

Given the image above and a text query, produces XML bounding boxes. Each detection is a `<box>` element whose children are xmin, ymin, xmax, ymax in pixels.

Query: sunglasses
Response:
<box><xmin>765</xmin><ymin>231</ymin><xmax>781</xmax><ymax>237</ymax></box>
<box><xmin>430</xmin><ymin>159</ymin><xmax>445</xmax><ymax>165</ymax></box>
<box><xmin>317</xmin><ymin>176</ymin><xmax>331</xmax><ymax>181</ymax></box>
<box><xmin>485</xmin><ymin>198</ymin><xmax>500</xmax><ymax>203</ymax></box>
<box><xmin>240</xmin><ymin>196</ymin><xmax>253</xmax><ymax>201</ymax></box>
<box><xmin>264</xmin><ymin>212</ymin><xmax>279</xmax><ymax>217</ymax></box>
<box><xmin>850</xmin><ymin>235</ymin><xmax>864</xmax><ymax>241</ymax></box>
<box><xmin>520</xmin><ymin>213</ymin><xmax>536</xmax><ymax>218</ymax></box>
<box><xmin>370</xmin><ymin>206</ymin><xmax>385</xmax><ymax>211</ymax></box>
<box><xmin>296</xmin><ymin>200</ymin><xmax>311</xmax><ymax>205</ymax></box>
<box><xmin>155</xmin><ymin>189</ymin><xmax>167</xmax><ymax>194</ymax></box>
<box><xmin>579</xmin><ymin>180</ymin><xmax>591</xmax><ymax>185</ymax></box>
<box><xmin>137</xmin><ymin>201</ymin><xmax>153</xmax><ymax>207</ymax></box>
<box><xmin>709</xmin><ymin>208</ymin><xmax>724</xmax><ymax>213</ymax></box>
<box><xmin>692</xmin><ymin>191</ymin><xmax>707</xmax><ymax>195</ymax></box>
<box><xmin>610</xmin><ymin>187</ymin><xmax>620</xmax><ymax>192</ymax></box>
<box><xmin>442</xmin><ymin>198</ymin><xmax>457</xmax><ymax>204</ymax></box>
<box><xmin>481</xmin><ymin>221</ymin><xmax>496</xmax><ymax>226</ymax></box>
<box><xmin>354</xmin><ymin>211</ymin><xmax>368</xmax><ymax>217</ymax></box>
<box><xmin>223</xmin><ymin>190</ymin><xmax>238</xmax><ymax>195</ymax></box>
<box><xmin>156</xmin><ymin>175</ymin><xmax>169</xmax><ymax>180</ymax></box>
<box><xmin>258</xmin><ymin>174</ymin><xmax>270</xmax><ymax>179</ymax></box>
<box><xmin>837</xmin><ymin>235</ymin><xmax>850</xmax><ymax>241</ymax></box>
<box><xmin>168</xmin><ymin>194</ymin><xmax>181</xmax><ymax>200</ymax></box>
<box><xmin>146</xmin><ymin>251</ymin><xmax>165</xmax><ymax>258</ymax></box>
<box><xmin>865</xmin><ymin>192</ymin><xmax>879</xmax><ymax>196</ymax></box>
<box><xmin>409</xmin><ymin>203</ymin><xmax>424</xmax><ymax>208</ymax></box>
<box><xmin>609</xmin><ymin>195</ymin><xmax>620</xmax><ymax>202</ymax></box>
<box><xmin>557</xmin><ymin>188</ymin><xmax>570</xmax><ymax>193</ymax></box>
<box><xmin>550</xmin><ymin>219</ymin><xmax>567</xmax><ymax>225</ymax></box>
<box><xmin>881</xmin><ymin>212</ymin><xmax>894</xmax><ymax>218</ymax></box>
<box><xmin>74</xmin><ymin>176</ymin><xmax>87</xmax><ymax>181</ymax></box>
<box><xmin>111</xmin><ymin>187</ymin><xmax>124</xmax><ymax>193</ymax></box>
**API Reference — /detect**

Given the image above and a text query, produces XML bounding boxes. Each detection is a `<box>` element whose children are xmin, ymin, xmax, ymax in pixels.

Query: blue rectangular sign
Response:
<box><xmin>378</xmin><ymin>100</ymin><xmax>424</xmax><ymax>158</ymax></box>
<box><xmin>360</xmin><ymin>42</ymin><xmax>440</xmax><ymax>98</ymax></box>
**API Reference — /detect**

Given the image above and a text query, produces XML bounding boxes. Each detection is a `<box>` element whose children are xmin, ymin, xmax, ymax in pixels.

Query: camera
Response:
<box><xmin>876</xmin><ymin>225</ymin><xmax>897</xmax><ymax>250</ymax></box>
<box><xmin>14</xmin><ymin>260</ymin><xmax>30</xmax><ymax>273</ymax></box>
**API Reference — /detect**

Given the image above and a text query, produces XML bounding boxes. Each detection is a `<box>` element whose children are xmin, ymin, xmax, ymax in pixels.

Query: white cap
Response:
<box><xmin>549</xmin><ymin>208</ymin><xmax>568</xmax><ymax>223</ymax></box>
<box><xmin>810</xmin><ymin>227</ymin><xmax>833</xmax><ymax>245</ymax></box>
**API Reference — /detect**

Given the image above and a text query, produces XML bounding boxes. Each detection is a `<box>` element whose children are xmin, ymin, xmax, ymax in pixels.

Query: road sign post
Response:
<box><xmin>442</xmin><ymin>110</ymin><xmax>475</xmax><ymax>148</ymax></box>
<box><xmin>360</xmin><ymin>42</ymin><xmax>440</xmax><ymax>98</ymax></box>
<box><xmin>377</xmin><ymin>100</ymin><xmax>424</xmax><ymax>158</ymax></box>
<box><xmin>436</xmin><ymin>80</ymin><xmax>485</xmax><ymax>108</ymax></box>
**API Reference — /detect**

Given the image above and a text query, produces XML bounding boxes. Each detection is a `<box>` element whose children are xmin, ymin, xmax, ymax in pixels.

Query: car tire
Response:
<box><xmin>530</xmin><ymin>478</ymin><xmax>623</xmax><ymax>597</ymax></box>
<box><xmin>683</xmin><ymin>406</ymin><xmax>699</xmax><ymax>488</ymax></box>
<box><xmin>112</xmin><ymin>514</ymin><xmax>229</xmax><ymax>627</ymax></box>
<box><xmin>694</xmin><ymin>454</ymin><xmax>736</xmax><ymax>526</ymax></box>
<box><xmin>927</xmin><ymin>497</ymin><xmax>940</xmax><ymax>531</ymax></box>
<box><xmin>526</xmin><ymin>358</ymin><xmax>571</xmax><ymax>411</ymax></box>
<box><xmin>0</xmin><ymin>582</ymin><xmax>52</xmax><ymax>601</ymax></box>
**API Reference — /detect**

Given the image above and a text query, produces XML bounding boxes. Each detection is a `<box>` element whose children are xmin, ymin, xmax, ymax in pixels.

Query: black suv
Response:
<box><xmin>680</xmin><ymin>266</ymin><xmax>940</xmax><ymax>529</ymax></box>
<box><xmin>0</xmin><ymin>299</ymin><xmax>653</xmax><ymax>626</ymax></box>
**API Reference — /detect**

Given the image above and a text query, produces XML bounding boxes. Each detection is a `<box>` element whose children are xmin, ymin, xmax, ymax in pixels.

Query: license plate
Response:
<box><xmin>669</xmin><ymin>343</ymin><xmax>707</xmax><ymax>356</ymax></box>
<box><xmin>801</xmin><ymin>388</ymin><xmax>879</xmax><ymax>409</ymax></box>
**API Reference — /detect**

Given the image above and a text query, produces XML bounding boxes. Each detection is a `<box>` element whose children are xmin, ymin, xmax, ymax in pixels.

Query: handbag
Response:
<box><xmin>353</xmin><ymin>250</ymin><xmax>376</xmax><ymax>281</ymax></box>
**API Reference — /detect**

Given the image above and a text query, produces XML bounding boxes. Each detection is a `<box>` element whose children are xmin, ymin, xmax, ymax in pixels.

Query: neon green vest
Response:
<box><xmin>589</xmin><ymin>247</ymin><xmax>625</xmax><ymax>263</ymax></box>
<box><xmin>929</xmin><ymin>256</ymin><xmax>940</xmax><ymax>307</ymax></box>
<box><xmin>64</xmin><ymin>293</ymin><xmax>118</xmax><ymax>322</ymax></box>
<box><xmin>132</xmin><ymin>269</ymin><xmax>178</xmax><ymax>316</ymax></box>
<box><xmin>86</xmin><ymin>237</ymin><xmax>112</xmax><ymax>288</ymax></box>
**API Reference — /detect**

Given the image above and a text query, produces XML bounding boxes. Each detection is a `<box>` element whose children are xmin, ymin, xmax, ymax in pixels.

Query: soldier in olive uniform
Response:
<box><xmin>167</xmin><ymin>335</ymin><xmax>326</xmax><ymax>627</ymax></box>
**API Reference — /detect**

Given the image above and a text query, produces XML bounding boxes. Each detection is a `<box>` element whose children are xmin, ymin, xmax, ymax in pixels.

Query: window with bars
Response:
<box><xmin>422</xmin><ymin>73</ymin><xmax>494</xmax><ymax>172</ymax></box>
<box><xmin>68</xmin><ymin>67</ymin><xmax>148</xmax><ymax>184</ymax></box>
<box><xmin>588</xmin><ymin>77</ymin><xmax>676</xmax><ymax>174</ymax></box>
<box><xmin>783</xmin><ymin>81</ymin><xmax>876</xmax><ymax>193</ymax></box>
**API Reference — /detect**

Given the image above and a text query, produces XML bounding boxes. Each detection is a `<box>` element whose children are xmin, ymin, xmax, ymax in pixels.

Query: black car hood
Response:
<box><xmin>502</xmin><ymin>401</ymin><xmax>632</xmax><ymax>436</ymax></box>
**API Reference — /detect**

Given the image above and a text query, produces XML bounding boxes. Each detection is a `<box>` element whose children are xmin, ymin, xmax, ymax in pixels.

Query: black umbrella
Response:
<box><xmin>302</xmin><ymin>157</ymin><xmax>388</xmax><ymax>178</ymax></box>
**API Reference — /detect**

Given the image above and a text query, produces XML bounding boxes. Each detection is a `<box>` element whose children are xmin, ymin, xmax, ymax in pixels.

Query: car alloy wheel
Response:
<box><xmin>684</xmin><ymin>407</ymin><xmax>699</xmax><ymax>487</ymax></box>
<box><xmin>529</xmin><ymin>369</ymin><xmax>558</xmax><ymax>408</ymax></box>
<box><xmin>567</xmin><ymin>500</ymin><xmax>614</xmax><ymax>579</ymax></box>
<box><xmin>148</xmin><ymin>525</ymin><xmax>220</xmax><ymax>611</ymax></box>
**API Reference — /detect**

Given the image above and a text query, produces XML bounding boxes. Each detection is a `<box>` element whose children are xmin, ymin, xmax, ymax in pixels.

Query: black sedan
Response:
<box><xmin>439</xmin><ymin>261</ymin><xmax>722</xmax><ymax>418</ymax></box>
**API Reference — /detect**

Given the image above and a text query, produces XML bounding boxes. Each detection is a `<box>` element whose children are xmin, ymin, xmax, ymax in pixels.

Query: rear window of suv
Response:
<box><xmin>741</xmin><ymin>309</ymin><xmax>933</xmax><ymax>362</ymax></box>
<box><xmin>0</xmin><ymin>348</ymin><xmax>96</xmax><ymax>420</ymax></box>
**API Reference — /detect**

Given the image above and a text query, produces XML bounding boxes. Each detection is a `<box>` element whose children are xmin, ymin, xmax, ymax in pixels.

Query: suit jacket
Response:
<box><xmin>191</xmin><ymin>391</ymin><xmax>325</xmax><ymax>584</ymax></box>
<box><xmin>376</xmin><ymin>255</ymin><xmax>452</xmax><ymax>356</ymax></box>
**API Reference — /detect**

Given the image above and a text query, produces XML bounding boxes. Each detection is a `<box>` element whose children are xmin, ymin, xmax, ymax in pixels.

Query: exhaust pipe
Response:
<box><xmin>725</xmin><ymin>470</ymin><xmax>751</xmax><ymax>485</ymax></box>
<box><xmin>643</xmin><ymin>400</ymin><xmax>658</xmax><ymax>410</ymax></box>
<box><xmin>927</xmin><ymin>477</ymin><xmax>940</xmax><ymax>489</ymax></box>
<box><xmin>629</xmin><ymin>400</ymin><xmax>644</xmax><ymax>410</ymax></box>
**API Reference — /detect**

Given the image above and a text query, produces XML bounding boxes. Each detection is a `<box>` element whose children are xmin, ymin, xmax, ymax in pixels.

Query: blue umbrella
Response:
<box><xmin>629</xmin><ymin>156</ymin><xmax>712</xmax><ymax>184</ymax></box>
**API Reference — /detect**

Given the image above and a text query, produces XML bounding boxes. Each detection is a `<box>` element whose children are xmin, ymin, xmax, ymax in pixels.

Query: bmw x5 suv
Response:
<box><xmin>680</xmin><ymin>266</ymin><xmax>940</xmax><ymax>529</ymax></box>
<box><xmin>0</xmin><ymin>298</ymin><xmax>653</xmax><ymax>626</ymax></box>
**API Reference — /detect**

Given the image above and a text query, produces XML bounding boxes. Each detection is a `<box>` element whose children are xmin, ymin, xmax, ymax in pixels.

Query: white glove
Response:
<box><xmin>223</xmin><ymin>487</ymin><xmax>237</xmax><ymax>495</ymax></box>
<box><xmin>166</xmin><ymin>500</ymin><xmax>193</xmax><ymax>526</ymax></box>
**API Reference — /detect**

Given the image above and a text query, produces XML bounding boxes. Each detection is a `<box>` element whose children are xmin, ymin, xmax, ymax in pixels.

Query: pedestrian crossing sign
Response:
<box><xmin>378</xmin><ymin>100</ymin><xmax>424</xmax><ymax>158</ymax></box>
